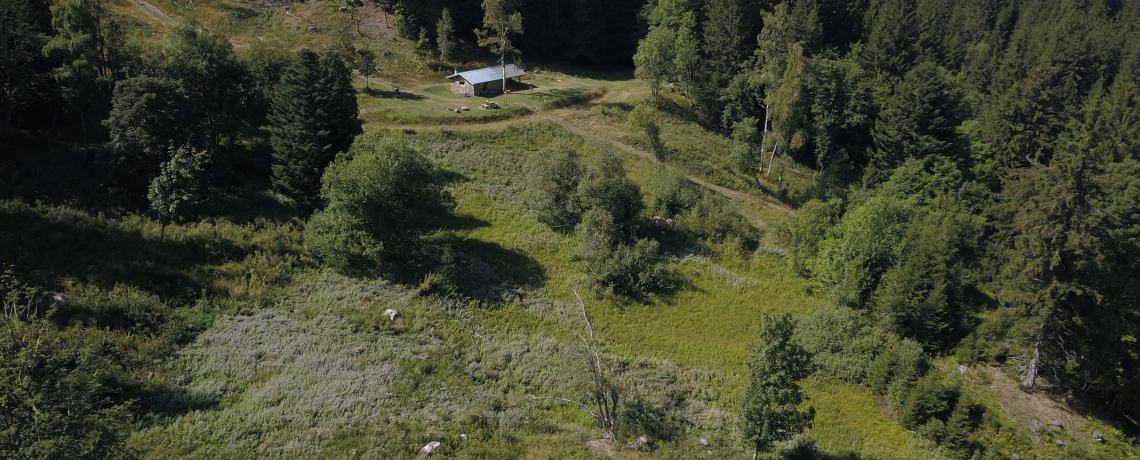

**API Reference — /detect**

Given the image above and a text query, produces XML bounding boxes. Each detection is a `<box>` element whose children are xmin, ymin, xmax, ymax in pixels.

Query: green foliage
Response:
<box><xmin>575</xmin><ymin>149</ymin><xmax>644</xmax><ymax>233</ymax></box>
<box><xmin>644</xmin><ymin>168</ymin><xmax>699</xmax><ymax>218</ymax></box>
<box><xmin>105</xmin><ymin>76</ymin><xmax>193</xmax><ymax>178</ymax></box>
<box><xmin>576</xmin><ymin>208</ymin><xmax>668</xmax><ymax>298</ymax></box>
<box><xmin>0</xmin><ymin>0</ymin><xmax>49</xmax><ymax>139</ymax></box>
<box><xmin>741</xmin><ymin>313</ymin><xmax>815</xmax><ymax>457</ymax></box>
<box><xmin>633</xmin><ymin>26</ymin><xmax>675</xmax><ymax>100</ymax></box>
<box><xmin>862</xmin><ymin>0</ymin><xmax>920</xmax><ymax>77</ymax></box>
<box><xmin>148</xmin><ymin>144</ymin><xmax>208</xmax><ymax>229</ymax></box>
<box><xmin>519</xmin><ymin>145</ymin><xmax>582</xmax><ymax>231</ymax></box>
<box><xmin>475</xmin><ymin>0</ymin><xmax>524</xmax><ymax>69</ymax></box>
<box><xmin>0</xmin><ymin>272</ymin><xmax>133</xmax><ymax>460</ymax></box>
<box><xmin>815</xmin><ymin>194</ymin><xmax>913</xmax><ymax>308</ymax></box>
<box><xmin>436</xmin><ymin>8</ymin><xmax>456</xmax><ymax>60</ymax></box>
<box><xmin>152</xmin><ymin>25</ymin><xmax>254</xmax><ymax>151</ymax></box>
<box><xmin>775</xmin><ymin>199</ymin><xmax>838</xmax><ymax>274</ymax></box>
<box><xmin>869</xmin><ymin>62</ymin><xmax>964</xmax><ymax>183</ymax></box>
<box><xmin>627</xmin><ymin>104</ymin><xmax>664</xmax><ymax>159</ymax></box>
<box><xmin>896</xmin><ymin>371</ymin><xmax>956</xmax><ymax>430</ymax></box>
<box><xmin>730</xmin><ymin>117</ymin><xmax>764</xmax><ymax>182</ymax></box>
<box><xmin>269</xmin><ymin>49</ymin><xmax>361</xmax><ymax>210</ymax></box>
<box><xmin>794</xmin><ymin>306</ymin><xmax>927</xmax><ymax>399</ymax></box>
<box><xmin>305</xmin><ymin>133</ymin><xmax>453</xmax><ymax>271</ymax></box>
<box><xmin>414</xmin><ymin>28</ymin><xmax>433</xmax><ymax>58</ymax></box>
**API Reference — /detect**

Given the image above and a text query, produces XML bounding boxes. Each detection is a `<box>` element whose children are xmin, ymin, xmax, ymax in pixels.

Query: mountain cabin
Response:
<box><xmin>447</xmin><ymin>64</ymin><xmax>526</xmax><ymax>97</ymax></box>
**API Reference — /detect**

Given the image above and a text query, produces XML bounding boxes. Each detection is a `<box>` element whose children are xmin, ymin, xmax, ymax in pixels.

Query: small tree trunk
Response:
<box><xmin>79</xmin><ymin>111</ymin><xmax>89</xmax><ymax>155</ymax></box>
<box><xmin>766</xmin><ymin>146</ymin><xmax>778</xmax><ymax>177</ymax></box>
<box><xmin>752</xmin><ymin>448</ymin><xmax>759</xmax><ymax>460</ymax></box>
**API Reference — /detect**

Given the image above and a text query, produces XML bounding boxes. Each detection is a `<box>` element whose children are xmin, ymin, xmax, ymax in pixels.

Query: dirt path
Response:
<box><xmin>373</xmin><ymin>103</ymin><xmax>793</xmax><ymax>229</ymax></box>
<box><xmin>125</xmin><ymin>0</ymin><xmax>176</xmax><ymax>26</ymax></box>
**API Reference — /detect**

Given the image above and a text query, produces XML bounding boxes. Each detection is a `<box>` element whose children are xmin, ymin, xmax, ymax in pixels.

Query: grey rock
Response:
<box><xmin>416</xmin><ymin>441</ymin><xmax>440</xmax><ymax>458</ymax></box>
<box><xmin>1093</xmin><ymin>430</ymin><xmax>1104</xmax><ymax>442</ymax></box>
<box><xmin>699</xmin><ymin>438</ymin><xmax>709</xmax><ymax>447</ymax></box>
<box><xmin>383</xmin><ymin>308</ymin><xmax>398</xmax><ymax>321</ymax></box>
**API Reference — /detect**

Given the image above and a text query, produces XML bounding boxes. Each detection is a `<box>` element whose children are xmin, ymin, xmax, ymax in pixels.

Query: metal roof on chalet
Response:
<box><xmin>447</xmin><ymin>64</ymin><xmax>526</xmax><ymax>84</ymax></box>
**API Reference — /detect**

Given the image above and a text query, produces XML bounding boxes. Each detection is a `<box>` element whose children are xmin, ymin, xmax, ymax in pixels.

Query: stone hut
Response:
<box><xmin>446</xmin><ymin>64</ymin><xmax>526</xmax><ymax>97</ymax></box>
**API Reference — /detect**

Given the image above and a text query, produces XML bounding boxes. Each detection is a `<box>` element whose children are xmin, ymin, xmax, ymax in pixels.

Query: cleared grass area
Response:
<box><xmin>805</xmin><ymin>382</ymin><xmax>945</xmax><ymax>460</ymax></box>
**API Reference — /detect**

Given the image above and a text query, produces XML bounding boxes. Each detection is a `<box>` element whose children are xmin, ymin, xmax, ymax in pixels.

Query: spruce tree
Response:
<box><xmin>269</xmin><ymin>49</ymin><xmax>361</xmax><ymax>210</ymax></box>
<box><xmin>869</xmin><ymin>62</ymin><xmax>963</xmax><ymax>183</ymax></box>
<box><xmin>742</xmin><ymin>313</ymin><xmax>814</xmax><ymax>460</ymax></box>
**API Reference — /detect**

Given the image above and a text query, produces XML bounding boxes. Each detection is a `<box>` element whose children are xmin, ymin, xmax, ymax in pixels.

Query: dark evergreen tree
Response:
<box><xmin>741</xmin><ymin>313</ymin><xmax>814</xmax><ymax>460</ymax></box>
<box><xmin>861</xmin><ymin>0</ymin><xmax>920</xmax><ymax>77</ymax></box>
<box><xmin>269</xmin><ymin>49</ymin><xmax>361</xmax><ymax>210</ymax></box>
<box><xmin>868</xmin><ymin>62</ymin><xmax>963</xmax><ymax>183</ymax></box>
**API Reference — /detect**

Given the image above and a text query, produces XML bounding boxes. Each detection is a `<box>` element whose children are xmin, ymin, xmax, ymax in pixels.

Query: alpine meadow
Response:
<box><xmin>4</xmin><ymin>0</ymin><xmax>1140</xmax><ymax>458</ymax></box>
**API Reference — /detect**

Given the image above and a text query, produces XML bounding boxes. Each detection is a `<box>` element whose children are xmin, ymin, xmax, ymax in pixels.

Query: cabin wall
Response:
<box><xmin>449</xmin><ymin>78</ymin><xmax>504</xmax><ymax>97</ymax></box>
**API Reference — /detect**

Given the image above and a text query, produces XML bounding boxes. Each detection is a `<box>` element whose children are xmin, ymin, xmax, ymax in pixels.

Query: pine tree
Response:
<box><xmin>436</xmin><ymin>8</ymin><xmax>456</xmax><ymax>60</ymax></box>
<box><xmin>269</xmin><ymin>50</ymin><xmax>361</xmax><ymax>210</ymax></box>
<box><xmin>741</xmin><ymin>313</ymin><xmax>814</xmax><ymax>460</ymax></box>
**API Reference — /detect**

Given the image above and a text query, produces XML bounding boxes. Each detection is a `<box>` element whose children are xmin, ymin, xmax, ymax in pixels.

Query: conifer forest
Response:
<box><xmin>2</xmin><ymin>0</ymin><xmax>1139</xmax><ymax>458</ymax></box>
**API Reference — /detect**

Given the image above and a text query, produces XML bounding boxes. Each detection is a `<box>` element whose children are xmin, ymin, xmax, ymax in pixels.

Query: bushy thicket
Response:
<box><xmin>795</xmin><ymin>306</ymin><xmax>980</xmax><ymax>457</ymax></box>
<box><xmin>305</xmin><ymin>133</ymin><xmax>453</xmax><ymax>271</ymax></box>
<box><xmin>0</xmin><ymin>272</ymin><xmax>134</xmax><ymax>459</ymax></box>
<box><xmin>644</xmin><ymin>169</ymin><xmax>760</xmax><ymax>247</ymax></box>
<box><xmin>521</xmin><ymin>147</ymin><xmax>670</xmax><ymax>297</ymax></box>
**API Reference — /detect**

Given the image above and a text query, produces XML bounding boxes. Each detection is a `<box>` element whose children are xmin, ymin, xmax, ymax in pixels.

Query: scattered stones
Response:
<box><xmin>1055</xmin><ymin>439</ymin><xmax>1065</xmax><ymax>447</ymax></box>
<box><xmin>459</xmin><ymin>434</ymin><xmax>468</xmax><ymax>441</ymax></box>
<box><xmin>338</xmin><ymin>6</ymin><xmax>347</xmax><ymax>12</ymax></box>
<box><xmin>1011</xmin><ymin>454</ymin><xmax>1020</xmax><ymax>460</ymax></box>
<box><xmin>383</xmin><ymin>309</ymin><xmax>399</xmax><ymax>321</ymax></box>
<box><xmin>958</xmin><ymin>364</ymin><xmax>970</xmax><ymax>374</ymax></box>
<box><xmin>1092</xmin><ymin>431</ymin><xmax>1104</xmax><ymax>442</ymax></box>
<box><xmin>308</xmin><ymin>26</ymin><xmax>317</xmax><ymax>33</ymax></box>
<box><xmin>416</xmin><ymin>441</ymin><xmax>440</xmax><ymax>458</ymax></box>
<box><xmin>699</xmin><ymin>438</ymin><xmax>709</xmax><ymax>447</ymax></box>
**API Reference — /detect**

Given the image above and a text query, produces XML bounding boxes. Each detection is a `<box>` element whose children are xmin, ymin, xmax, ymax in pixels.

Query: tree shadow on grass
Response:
<box><xmin>455</xmin><ymin>238</ymin><xmax>546</xmax><ymax>291</ymax></box>
<box><xmin>362</xmin><ymin>86</ymin><xmax>428</xmax><ymax>101</ymax></box>
<box><xmin>137</xmin><ymin>382</ymin><xmax>222</xmax><ymax>420</ymax></box>
<box><xmin>0</xmin><ymin>201</ymin><xmax>242</xmax><ymax>301</ymax></box>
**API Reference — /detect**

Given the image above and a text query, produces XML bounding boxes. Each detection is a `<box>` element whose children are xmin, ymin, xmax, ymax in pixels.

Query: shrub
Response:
<box><xmin>577</xmin><ymin>209</ymin><xmax>668</xmax><ymax>298</ymax></box>
<box><xmin>677</xmin><ymin>192</ymin><xmax>759</xmax><ymax>245</ymax></box>
<box><xmin>519</xmin><ymin>146</ymin><xmax>583</xmax><ymax>232</ymax></box>
<box><xmin>305</xmin><ymin>134</ymin><xmax>453</xmax><ymax>271</ymax></box>
<box><xmin>896</xmin><ymin>372</ymin><xmax>958</xmax><ymax>431</ymax></box>
<box><xmin>576</xmin><ymin>149</ymin><xmax>644</xmax><ymax>232</ymax></box>
<box><xmin>644</xmin><ymin>169</ymin><xmax>699</xmax><ymax>218</ymax></box>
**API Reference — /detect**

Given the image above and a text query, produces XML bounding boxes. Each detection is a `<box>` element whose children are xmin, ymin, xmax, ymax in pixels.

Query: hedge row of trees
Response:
<box><xmin>632</xmin><ymin>0</ymin><xmax>1140</xmax><ymax>444</ymax></box>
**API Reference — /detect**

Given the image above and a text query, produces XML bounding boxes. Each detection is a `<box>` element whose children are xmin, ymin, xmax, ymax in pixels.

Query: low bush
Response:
<box><xmin>577</xmin><ymin>209</ymin><xmax>669</xmax><ymax>298</ymax></box>
<box><xmin>519</xmin><ymin>146</ymin><xmax>583</xmax><ymax>232</ymax></box>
